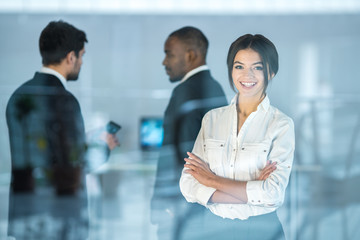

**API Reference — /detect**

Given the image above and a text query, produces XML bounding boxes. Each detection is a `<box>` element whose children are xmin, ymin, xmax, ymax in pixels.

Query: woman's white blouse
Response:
<box><xmin>179</xmin><ymin>95</ymin><xmax>295</xmax><ymax>220</ymax></box>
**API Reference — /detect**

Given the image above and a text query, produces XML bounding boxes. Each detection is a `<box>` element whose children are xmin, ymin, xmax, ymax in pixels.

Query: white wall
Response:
<box><xmin>1</xmin><ymin>13</ymin><xmax>360</xmax><ymax>170</ymax></box>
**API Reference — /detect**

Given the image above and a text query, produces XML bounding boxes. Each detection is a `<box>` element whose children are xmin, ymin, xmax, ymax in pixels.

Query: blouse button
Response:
<box><xmin>242</xmin><ymin>148</ymin><xmax>245</xmax><ymax>150</ymax></box>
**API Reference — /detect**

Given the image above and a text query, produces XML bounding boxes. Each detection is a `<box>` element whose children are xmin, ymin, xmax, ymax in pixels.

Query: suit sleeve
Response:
<box><xmin>51</xmin><ymin>93</ymin><xmax>87</xmax><ymax>167</ymax></box>
<box><xmin>173</xmin><ymin>87</ymin><xmax>207</xmax><ymax>165</ymax></box>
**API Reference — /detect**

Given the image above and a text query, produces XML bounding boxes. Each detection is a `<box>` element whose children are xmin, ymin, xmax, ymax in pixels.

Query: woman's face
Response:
<box><xmin>232</xmin><ymin>48</ymin><xmax>266</xmax><ymax>100</ymax></box>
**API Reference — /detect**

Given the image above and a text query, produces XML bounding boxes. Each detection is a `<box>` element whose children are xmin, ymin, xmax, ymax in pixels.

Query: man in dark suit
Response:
<box><xmin>6</xmin><ymin>20</ymin><xmax>118</xmax><ymax>239</ymax></box>
<box><xmin>151</xmin><ymin>26</ymin><xmax>228</xmax><ymax>240</ymax></box>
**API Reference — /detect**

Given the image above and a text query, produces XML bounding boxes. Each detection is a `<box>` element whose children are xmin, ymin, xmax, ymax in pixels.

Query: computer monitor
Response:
<box><xmin>140</xmin><ymin>117</ymin><xmax>164</xmax><ymax>150</ymax></box>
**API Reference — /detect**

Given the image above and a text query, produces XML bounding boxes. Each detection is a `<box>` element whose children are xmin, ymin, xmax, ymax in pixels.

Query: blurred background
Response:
<box><xmin>0</xmin><ymin>0</ymin><xmax>360</xmax><ymax>239</ymax></box>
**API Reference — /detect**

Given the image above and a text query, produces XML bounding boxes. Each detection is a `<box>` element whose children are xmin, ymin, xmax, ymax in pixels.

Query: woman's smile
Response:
<box><xmin>240</xmin><ymin>81</ymin><xmax>257</xmax><ymax>88</ymax></box>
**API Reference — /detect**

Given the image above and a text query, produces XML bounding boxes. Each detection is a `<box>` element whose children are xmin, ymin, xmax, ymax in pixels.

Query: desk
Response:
<box><xmin>3</xmin><ymin>150</ymin><xmax>160</xmax><ymax>240</ymax></box>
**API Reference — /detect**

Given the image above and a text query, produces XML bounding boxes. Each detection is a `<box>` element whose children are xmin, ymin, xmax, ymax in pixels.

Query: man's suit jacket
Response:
<box><xmin>6</xmin><ymin>72</ymin><xmax>88</xmax><ymax>237</ymax></box>
<box><xmin>151</xmin><ymin>70</ymin><xmax>228</xmax><ymax>216</ymax></box>
<box><xmin>6</xmin><ymin>72</ymin><xmax>86</xmax><ymax>169</ymax></box>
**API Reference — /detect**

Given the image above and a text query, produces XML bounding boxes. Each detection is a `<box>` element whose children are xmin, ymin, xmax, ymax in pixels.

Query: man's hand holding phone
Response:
<box><xmin>101</xmin><ymin>121</ymin><xmax>121</xmax><ymax>150</ymax></box>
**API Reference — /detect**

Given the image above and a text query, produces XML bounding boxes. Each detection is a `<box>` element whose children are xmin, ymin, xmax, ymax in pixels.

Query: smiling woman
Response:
<box><xmin>179</xmin><ymin>34</ymin><xmax>295</xmax><ymax>240</ymax></box>
<box><xmin>227</xmin><ymin>34</ymin><xmax>278</xmax><ymax>97</ymax></box>
<box><xmin>232</xmin><ymin>48</ymin><xmax>266</xmax><ymax>101</ymax></box>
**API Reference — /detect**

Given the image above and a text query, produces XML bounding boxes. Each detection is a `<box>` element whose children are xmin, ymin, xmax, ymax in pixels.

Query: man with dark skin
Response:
<box><xmin>151</xmin><ymin>26</ymin><xmax>227</xmax><ymax>240</ymax></box>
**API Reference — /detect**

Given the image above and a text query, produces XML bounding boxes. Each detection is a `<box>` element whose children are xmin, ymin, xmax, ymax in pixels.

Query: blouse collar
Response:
<box><xmin>230</xmin><ymin>94</ymin><xmax>270</xmax><ymax>112</ymax></box>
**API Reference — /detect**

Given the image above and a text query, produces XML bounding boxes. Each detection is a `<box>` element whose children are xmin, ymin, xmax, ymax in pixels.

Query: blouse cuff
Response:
<box><xmin>196</xmin><ymin>186</ymin><xmax>217</xmax><ymax>206</ymax></box>
<box><xmin>246</xmin><ymin>180</ymin><xmax>265</xmax><ymax>206</ymax></box>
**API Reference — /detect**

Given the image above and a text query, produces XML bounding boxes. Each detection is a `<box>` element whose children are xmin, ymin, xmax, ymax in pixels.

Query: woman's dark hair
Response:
<box><xmin>226</xmin><ymin>34</ymin><xmax>278</xmax><ymax>94</ymax></box>
<box><xmin>39</xmin><ymin>20</ymin><xmax>88</xmax><ymax>66</ymax></box>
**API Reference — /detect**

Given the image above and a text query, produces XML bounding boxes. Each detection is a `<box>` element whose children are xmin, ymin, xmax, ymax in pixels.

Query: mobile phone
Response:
<box><xmin>106</xmin><ymin>121</ymin><xmax>121</xmax><ymax>134</ymax></box>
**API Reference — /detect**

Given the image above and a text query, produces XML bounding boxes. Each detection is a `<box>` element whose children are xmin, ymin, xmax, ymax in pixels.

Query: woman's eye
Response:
<box><xmin>234</xmin><ymin>65</ymin><xmax>243</xmax><ymax>69</ymax></box>
<box><xmin>254</xmin><ymin>66</ymin><xmax>263</xmax><ymax>70</ymax></box>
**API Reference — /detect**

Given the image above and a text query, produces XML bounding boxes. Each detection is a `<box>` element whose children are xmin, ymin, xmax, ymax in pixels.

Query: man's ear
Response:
<box><xmin>186</xmin><ymin>49</ymin><xmax>197</xmax><ymax>64</ymax></box>
<box><xmin>66</xmin><ymin>51</ymin><xmax>76</xmax><ymax>64</ymax></box>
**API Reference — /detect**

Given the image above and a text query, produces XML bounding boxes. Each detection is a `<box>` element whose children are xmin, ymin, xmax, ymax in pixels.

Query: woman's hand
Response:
<box><xmin>184</xmin><ymin>152</ymin><xmax>217</xmax><ymax>187</ymax></box>
<box><xmin>257</xmin><ymin>160</ymin><xmax>277</xmax><ymax>180</ymax></box>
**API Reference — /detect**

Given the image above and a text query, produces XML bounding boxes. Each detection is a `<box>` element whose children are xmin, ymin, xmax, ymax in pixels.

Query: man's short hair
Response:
<box><xmin>169</xmin><ymin>26</ymin><xmax>209</xmax><ymax>59</ymax></box>
<box><xmin>39</xmin><ymin>20</ymin><xmax>88</xmax><ymax>66</ymax></box>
